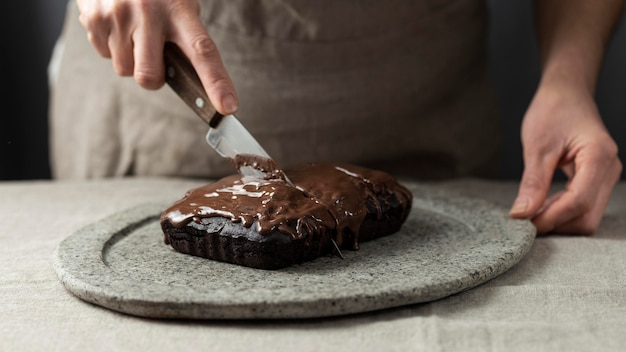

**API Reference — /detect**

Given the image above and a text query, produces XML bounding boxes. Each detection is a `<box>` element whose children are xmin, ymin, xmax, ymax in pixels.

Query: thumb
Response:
<box><xmin>510</xmin><ymin>156</ymin><xmax>556</xmax><ymax>218</ymax></box>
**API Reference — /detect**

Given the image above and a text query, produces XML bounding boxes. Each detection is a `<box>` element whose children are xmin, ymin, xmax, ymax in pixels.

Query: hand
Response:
<box><xmin>509</xmin><ymin>83</ymin><xmax>622</xmax><ymax>235</ymax></box>
<box><xmin>76</xmin><ymin>0</ymin><xmax>238</xmax><ymax>114</ymax></box>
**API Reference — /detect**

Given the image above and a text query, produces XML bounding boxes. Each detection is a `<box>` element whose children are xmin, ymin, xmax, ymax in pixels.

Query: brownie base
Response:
<box><xmin>162</xmin><ymin>218</ymin><xmax>334</xmax><ymax>270</ymax></box>
<box><xmin>161</xmin><ymin>190</ymin><xmax>410</xmax><ymax>270</ymax></box>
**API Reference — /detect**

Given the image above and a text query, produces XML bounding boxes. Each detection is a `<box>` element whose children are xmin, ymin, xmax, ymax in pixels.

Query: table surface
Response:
<box><xmin>2</xmin><ymin>178</ymin><xmax>625</xmax><ymax>352</ymax></box>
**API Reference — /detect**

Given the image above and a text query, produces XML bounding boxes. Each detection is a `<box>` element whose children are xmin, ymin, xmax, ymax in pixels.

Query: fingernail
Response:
<box><xmin>222</xmin><ymin>94</ymin><xmax>238</xmax><ymax>114</ymax></box>
<box><xmin>510</xmin><ymin>197</ymin><xmax>529</xmax><ymax>215</ymax></box>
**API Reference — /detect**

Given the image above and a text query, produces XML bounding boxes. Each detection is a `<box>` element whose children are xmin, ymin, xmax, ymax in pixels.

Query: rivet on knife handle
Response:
<box><xmin>163</xmin><ymin>42</ymin><xmax>221</xmax><ymax>126</ymax></box>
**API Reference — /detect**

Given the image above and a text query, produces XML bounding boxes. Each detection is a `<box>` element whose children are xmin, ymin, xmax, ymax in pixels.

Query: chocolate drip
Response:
<box><xmin>161</xmin><ymin>163</ymin><xmax>412</xmax><ymax>250</ymax></box>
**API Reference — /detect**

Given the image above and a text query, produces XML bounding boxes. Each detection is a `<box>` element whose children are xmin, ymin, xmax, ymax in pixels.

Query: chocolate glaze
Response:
<box><xmin>161</xmin><ymin>162</ymin><xmax>412</xmax><ymax>251</ymax></box>
<box><xmin>230</xmin><ymin>153</ymin><xmax>290</xmax><ymax>183</ymax></box>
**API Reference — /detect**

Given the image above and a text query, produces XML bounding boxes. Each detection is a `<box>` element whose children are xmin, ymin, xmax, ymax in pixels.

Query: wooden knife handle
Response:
<box><xmin>163</xmin><ymin>42</ymin><xmax>222</xmax><ymax>127</ymax></box>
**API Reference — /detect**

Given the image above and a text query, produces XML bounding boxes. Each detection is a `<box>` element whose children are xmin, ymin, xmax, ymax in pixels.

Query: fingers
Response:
<box><xmin>78</xmin><ymin>0</ymin><xmax>136</xmax><ymax>76</ymax></box>
<box><xmin>509</xmin><ymin>151</ymin><xmax>559</xmax><ymax>219</ymax></box>
<box><xmin>108</xmin><ymin>1</ymin><xmax>135</xmax><ymax>76</ymax></box>
<box><xmin>86</xmin><ymin>30</ymin><xmax>112</xmax><ymax>58</ymax></box>
<box><xmin>132</xmin><ymin>5</ymin><xmax>166</xmax><ymax>89</ymax></box>
<box><xmin>510</xmin><ymin>77</ymin><xmax>621</xmax><ymax>236</ymax></box>
<box><xmin>532</xmin><ymin>184</ymin><xmax>594</xmax><ymax>234</ymax></box>
<box><xmin>513</xmin><ymin>142</ymin><xmax>622</xmax><ymax>235</ymax></box>
<box><xmin>77</xmin><ymin>0</ymin><xmax>165</xmax><ymax>87</ymax></box>
<box><xmin>76</xmin><ymin>0</ymin><xmax>237</xmax><ymax>107</ymax></box>
<box><xmin>78</xmin><ymin>1</ymin><xmax>111</xmax><ymax>57</ymax></box>
<box><xmin>532</xmin><ymin>144</ymin><xmax>622</xmax><ymax>235</ymax></box>
<box><xmin>172</xmin><ymin>16</ymin><xmax>238</xmax><ymax>114</ymax></box>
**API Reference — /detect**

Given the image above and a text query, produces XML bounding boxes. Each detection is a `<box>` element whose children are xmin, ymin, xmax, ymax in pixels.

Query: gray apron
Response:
<box><xmin>50</xmin><ymin>0</ymin><xmax>500</xmax><ymax>180</ymax></box>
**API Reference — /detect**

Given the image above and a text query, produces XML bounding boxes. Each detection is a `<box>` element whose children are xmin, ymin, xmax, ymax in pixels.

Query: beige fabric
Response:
<box><xmin>51</xmin><ymin>0</ymin><xmax>500</xmax><ymax>180</ymax></box>
<box><xmin>2</xmin><ymin>179</ymin><xmax>626</xmax><ymax>351</ymax></box>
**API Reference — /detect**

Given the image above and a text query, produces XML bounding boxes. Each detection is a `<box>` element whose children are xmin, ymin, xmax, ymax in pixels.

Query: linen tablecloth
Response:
<box><xmin>1</xmin><ymin>178</ymin><xmax>625</xmax><ymax>351</ymax></box>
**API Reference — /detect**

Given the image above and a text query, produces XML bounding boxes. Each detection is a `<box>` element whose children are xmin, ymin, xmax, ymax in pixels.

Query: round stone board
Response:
<box><xmin>53</xmin><ymin>183</ymin><xmax>535</xmax><ymax>319</ymax></box>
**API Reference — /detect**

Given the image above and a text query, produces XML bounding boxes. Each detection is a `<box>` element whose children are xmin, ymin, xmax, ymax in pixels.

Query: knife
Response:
<box><xmin>164</xmin><ymin>43</ymin><xmax>342</xmax><ymax>257</ymax></box>
<box><xmin>163</xmin><ymin>42</ymin><xmax>277</xmax><ymax>180</ymax></box>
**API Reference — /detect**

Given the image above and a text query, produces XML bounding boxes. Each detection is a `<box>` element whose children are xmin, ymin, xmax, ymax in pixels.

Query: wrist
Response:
<box><xmin>536</xmin><ymin>72</ymin><xmax>594</xmax><ymax>105</ymax></box>
<box><xmin>539</xmin><ymin>50</ymin><xmax>599</xmax><ymax>96</ymax></box>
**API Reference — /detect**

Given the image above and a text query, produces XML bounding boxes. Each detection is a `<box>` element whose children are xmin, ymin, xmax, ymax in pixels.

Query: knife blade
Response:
<box><xmin>163</xmin><ymin>42</ymin><xmax>278</xmax><ymax>180</ymax></box>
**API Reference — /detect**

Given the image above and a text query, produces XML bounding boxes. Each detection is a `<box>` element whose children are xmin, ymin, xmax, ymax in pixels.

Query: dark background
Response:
<box><xmin>1</xmin><ymin>0</ymin><xmax>625</xmax><ymax>180</ymax></box>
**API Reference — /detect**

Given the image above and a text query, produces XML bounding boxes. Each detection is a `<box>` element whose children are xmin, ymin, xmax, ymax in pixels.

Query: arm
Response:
<box><xmin>509</xmin><ymin>0</ymin><xmax>624</xmax><ymax>234</ymax></box>
<box><xmin>76</xmin><ymin>0</ymin><xmax>238</xmax><ymax>114</ymax></box>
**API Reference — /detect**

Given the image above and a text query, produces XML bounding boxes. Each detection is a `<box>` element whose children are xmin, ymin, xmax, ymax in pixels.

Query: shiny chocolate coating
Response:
<box><xmin>161</xmin><ymin>162</ymin><xmax>412</xmax><ymax>250</ymax></box>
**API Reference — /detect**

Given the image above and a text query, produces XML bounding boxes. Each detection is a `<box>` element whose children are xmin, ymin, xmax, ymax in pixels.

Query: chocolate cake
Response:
<box><xmin>160</xmin><ymin>162</ymin><xmax>412</xmax><ymax>269</ymax></box>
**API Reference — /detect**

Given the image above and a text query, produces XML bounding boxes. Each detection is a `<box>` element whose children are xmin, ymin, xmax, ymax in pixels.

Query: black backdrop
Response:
<box><xmin>1</xmin><ymin>1</ymin><xmax>64</xmax><ymax>179</ymax></box>
<box><xmin>1</xmin><ymin>0</ymin><xmax>625</xmax><ymax>180</ymax></box>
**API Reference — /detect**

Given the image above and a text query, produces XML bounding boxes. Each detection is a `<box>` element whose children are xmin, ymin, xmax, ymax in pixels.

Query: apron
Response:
<box><xmin>50</xmin><ymin>0</ymin><xmax>501</xmax><ymax>180</ymax></box>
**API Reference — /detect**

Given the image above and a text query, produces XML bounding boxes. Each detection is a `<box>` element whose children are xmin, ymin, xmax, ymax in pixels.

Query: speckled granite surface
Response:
<box><xmin>2</xmin><ymin>178</ymin><xmax>625</xmax><ymax>351</ymax></box>
<box><xmin>53</xmin><ymin>183</ymin><xmax>535</xmax><ymax>319</ymax></box>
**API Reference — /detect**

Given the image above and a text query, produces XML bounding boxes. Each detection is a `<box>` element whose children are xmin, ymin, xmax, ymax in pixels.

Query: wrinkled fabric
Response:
<box><xmin>2</xmin><ymin>179</ymin><xmax>626</xmax><ymax>351</ymax></box>
<box><xmin>50</xmin><ymin>0</ymin><xmax>500</xmax><ymax>180</ymax></box>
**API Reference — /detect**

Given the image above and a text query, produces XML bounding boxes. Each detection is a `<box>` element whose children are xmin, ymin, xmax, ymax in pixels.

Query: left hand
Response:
<box><xmin>509</xmin><ymin>82</ymin><xmax>622</xmax><ymax>235</ymax></box>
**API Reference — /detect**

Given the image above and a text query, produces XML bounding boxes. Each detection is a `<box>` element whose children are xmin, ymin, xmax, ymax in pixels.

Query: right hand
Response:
<box><xmin>509</xmin><ymin>81</ymin><xmax>622</xmax><ymax>235</ymax></box>
<box><xmin>76</xmin><ymin>0</ymin><xmax>238</xmax><ymax>114</ymax></box>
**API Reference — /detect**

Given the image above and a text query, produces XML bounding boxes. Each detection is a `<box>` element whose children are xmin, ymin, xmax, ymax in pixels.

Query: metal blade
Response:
<box><xmin>163</xmin><ymin>43</ymin><xmax>285</xmax><ymax>180</ymax></box>
<box><xmin>206</xmin><ymin>114</ymin><xmax>271</xmax><ymax>179</ymax></box>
